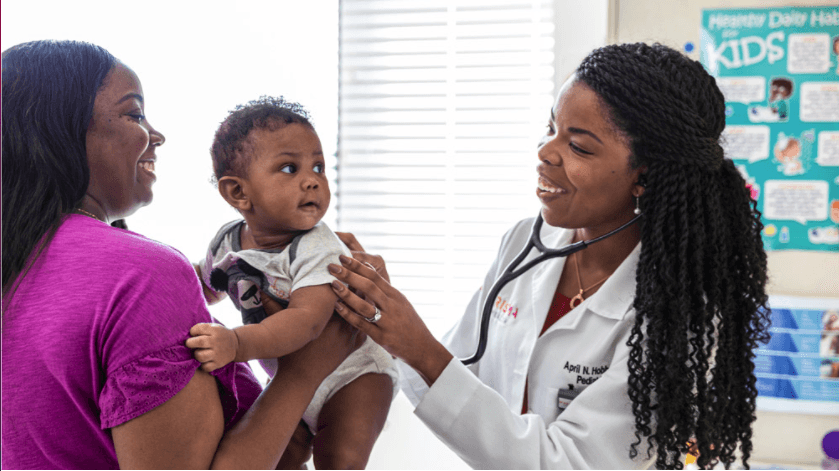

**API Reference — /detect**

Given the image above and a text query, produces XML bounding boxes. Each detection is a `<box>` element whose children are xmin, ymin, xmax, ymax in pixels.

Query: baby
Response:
<box><xmin>186</xmin><ymin>97</ymin><xmax>397</xmax><ymax>469</ymax></box>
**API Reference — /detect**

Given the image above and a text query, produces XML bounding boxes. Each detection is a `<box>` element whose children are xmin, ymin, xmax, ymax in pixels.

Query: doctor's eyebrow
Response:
<box><xmin>549</xmin><ymin>108</ymin><xmax>604</xmax><ymax>145</ymax></box>
<box><xmin>568</xmin><ymin>127</ymin><xmax>603</xmax><ymax>145</ymax></box>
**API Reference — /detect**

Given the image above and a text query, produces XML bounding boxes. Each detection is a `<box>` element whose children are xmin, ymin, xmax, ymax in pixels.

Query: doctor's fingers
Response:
<box><xmin>332</xmin><ymin>300</ymin><xmax>388</xmax><ymax>350</ymax></box>
<box><xmin>330</xmin><ymin>279</ymin><xmax>384</xmax><ymax>323</ymax></box>
<box><xmin>349</xmin><ymin>251</ymin><xmax>391</xmax><ymax>283</ymax></box>
<box><xmin>332</xmin><ymin>254</ymin><xmax>393</xmax><ymax>297</ymax></box>
<box><xmin>335</xmin><ymin>231</ymin><xmax>366</xmax><ymax>252</ymax></box>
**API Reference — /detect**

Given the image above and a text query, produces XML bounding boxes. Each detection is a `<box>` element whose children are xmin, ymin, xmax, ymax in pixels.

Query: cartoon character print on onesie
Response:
<box><xmin>201</xmin><ymin>219</ymin><xmax>304</xmax><ymax>326</ymax></box>
<box><xmin>208</xmin><ymin>258</ymin><xmax>288</xmax><ymax>325</ymax></box>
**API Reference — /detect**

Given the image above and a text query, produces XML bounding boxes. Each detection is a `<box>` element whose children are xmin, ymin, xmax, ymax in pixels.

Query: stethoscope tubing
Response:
<box><xmin>460</xmin><ymin>212</ymin><xmax>642</xmax><ymax>365</ymax></box>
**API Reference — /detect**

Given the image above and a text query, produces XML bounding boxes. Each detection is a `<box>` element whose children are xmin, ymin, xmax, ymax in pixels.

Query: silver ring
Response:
<box><xmin>363</xmin><ymin>306</ymin><xmax>381</xmax><ymax>323</ymax></box>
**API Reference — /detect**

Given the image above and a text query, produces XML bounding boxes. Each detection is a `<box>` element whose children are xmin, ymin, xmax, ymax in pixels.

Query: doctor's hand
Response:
<box><xmin>335</xmin><ymin>231</ymin><xmax>390</xmax><ymax>283</ymax></box>
<box><xmin>328</xmin><ymin>254</ymin><xmax>453</xmax><ymax>386</ymax></box>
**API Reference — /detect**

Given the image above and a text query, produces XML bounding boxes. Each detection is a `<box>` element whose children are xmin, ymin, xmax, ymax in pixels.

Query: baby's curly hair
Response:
<box><xmin>211</xmin><ymin>96</ymin><xmax>313</xmax><ymax>182</ymax></box>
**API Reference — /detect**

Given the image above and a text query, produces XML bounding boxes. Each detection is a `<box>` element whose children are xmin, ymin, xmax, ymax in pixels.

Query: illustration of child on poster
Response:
<box><xmin>749</xmin><ymin>77</ymin><xmax>794</xmax><ymax>122</ymax></box>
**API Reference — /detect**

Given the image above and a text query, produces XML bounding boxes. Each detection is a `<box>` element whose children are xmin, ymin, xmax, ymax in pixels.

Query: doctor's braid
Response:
<box><xmin>577</xmin><ymin>43</ymin><xmax>769</xmax><ymax>469</ymax></box>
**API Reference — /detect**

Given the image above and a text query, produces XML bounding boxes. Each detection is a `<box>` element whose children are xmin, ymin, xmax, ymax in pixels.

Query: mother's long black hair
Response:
<box><xmin>577</xmin><ymin>43</ymin><xmax>770</xmax><ymax>469</ymax></box>
<box><xmin>2</xmin><ymin>40</ymin><xmax>117</xmax><ymax>299</ymax></box>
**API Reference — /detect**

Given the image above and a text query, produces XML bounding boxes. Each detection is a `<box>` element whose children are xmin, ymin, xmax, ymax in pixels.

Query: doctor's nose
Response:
<box><xmin>537</xmin><ymin>137</ymin><xmax>562</xmax><ymax>166</ymax></box>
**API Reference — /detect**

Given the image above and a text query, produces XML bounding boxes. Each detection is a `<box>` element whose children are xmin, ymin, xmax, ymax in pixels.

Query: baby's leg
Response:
<box><xmin>276</xmin><ymin>421</ymin><xmax>313</xmax><ymax>470</ymax></box>
<box><xmin>312</xmin><ymin>373</ymin><xmax>393</xmax><ymax>470</ymax></box>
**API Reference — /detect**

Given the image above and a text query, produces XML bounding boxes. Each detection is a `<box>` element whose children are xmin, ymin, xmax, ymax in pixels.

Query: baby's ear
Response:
<box><xmin>218</xmin><ymin>176</ymin><xmax>251</xmax><ymax>212</ymax></box>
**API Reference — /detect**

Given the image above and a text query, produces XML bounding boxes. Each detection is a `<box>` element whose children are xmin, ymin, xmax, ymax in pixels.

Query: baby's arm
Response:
<box><xmin>233</xmin><ymin>284</ymin><xmax>337</xmax><ymax>361</ymax></box>
<box><xmin>193</xmin><ymin>263</ymin><xmax>227</xmax><ymax>305</ymax></box>
<box><xmin>186</xmin><ymin>284</ymin><xmax>337</xmax><ymax>372</ymax></box>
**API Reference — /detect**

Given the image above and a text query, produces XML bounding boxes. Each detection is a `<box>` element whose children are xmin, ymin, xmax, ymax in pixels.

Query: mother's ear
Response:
<box><xmin>218</xmin><ymin>176</ymin><xmax>252</xmax><ymax>212</ymax></box>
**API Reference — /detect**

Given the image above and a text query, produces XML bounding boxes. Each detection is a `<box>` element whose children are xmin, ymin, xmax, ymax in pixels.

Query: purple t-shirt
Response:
<box><xmin>1</xmin><ymin>215</ymin><xmax>262</xmax><ymax>469</ymax></box>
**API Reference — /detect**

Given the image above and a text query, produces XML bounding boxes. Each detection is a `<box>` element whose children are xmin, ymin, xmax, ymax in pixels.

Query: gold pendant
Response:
<box><xmin>570</xmin><ymin>291</ymin><xmax>584</xmax><ymax>308</ymax></box>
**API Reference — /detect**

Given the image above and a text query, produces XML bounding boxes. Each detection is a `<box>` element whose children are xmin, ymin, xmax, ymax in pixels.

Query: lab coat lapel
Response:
<box><xmin>530</xmin><ymin>225</ymin><xmax>575</xmax><ymax>332</ymax></box>
<box><xmin>538</xmin><ymin>240</ymin><xmax>641</xmax><ymax>338</ymax></box>
<box><xmin>585</xmin><ymin>242</ymin><xmax>641</xmax><ymax>321</ymax></box>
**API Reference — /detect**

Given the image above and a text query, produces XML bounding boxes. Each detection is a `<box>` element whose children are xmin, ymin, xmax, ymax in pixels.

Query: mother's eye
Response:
<box><xmin>127</xmin><ymin>113</ymin><xmax>146</xmax><ymax>122</ymax></box>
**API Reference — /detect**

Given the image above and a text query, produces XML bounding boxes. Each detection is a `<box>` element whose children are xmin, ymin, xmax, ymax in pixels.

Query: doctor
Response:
<box><xmin>330</xmin><ymin>43</ymin><xmax>769</xmax><ymax>469</ymax></box>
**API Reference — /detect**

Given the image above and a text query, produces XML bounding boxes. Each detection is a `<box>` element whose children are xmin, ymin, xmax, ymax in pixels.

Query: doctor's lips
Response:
<box><xmin>537</xmin><ymin>176</ymin><xmax>567</xmax><ymax>194</ymax></box>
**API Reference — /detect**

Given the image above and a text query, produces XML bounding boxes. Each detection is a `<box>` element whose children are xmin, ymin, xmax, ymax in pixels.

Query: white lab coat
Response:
<box><xmin>398</xmin><ymin>217</ymin><xmax>655</xmax><ymax>469</ymax></box>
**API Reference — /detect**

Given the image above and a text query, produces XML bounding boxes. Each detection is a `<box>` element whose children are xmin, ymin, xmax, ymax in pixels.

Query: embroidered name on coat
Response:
<box><xmin>563</xmin><ymin>361</ymin><xmax>610</xmax><ymax>385</ymax></box>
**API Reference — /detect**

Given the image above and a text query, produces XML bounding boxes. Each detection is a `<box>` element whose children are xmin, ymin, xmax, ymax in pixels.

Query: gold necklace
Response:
<box><xmin>75</xmin><ymin>208</ymin><xmax>102</xmax><ymax>221</ymax></box>
<box><xmin>570</xmin><ymin>252</ymin><xmax>611</xmax><ymax>308</ymax></box>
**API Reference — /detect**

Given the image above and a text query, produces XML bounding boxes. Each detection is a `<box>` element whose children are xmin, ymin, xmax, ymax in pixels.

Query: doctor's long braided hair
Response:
<box><xmin>576</xmin><ymin>43</ymin><xmax>769</xmax><ymax>469</ymax></box>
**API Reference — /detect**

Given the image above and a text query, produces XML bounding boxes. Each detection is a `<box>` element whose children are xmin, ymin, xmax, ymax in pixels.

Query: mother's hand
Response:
<box><xmin>328</xmin><ymin>255</ymin><xmax>453</xmax><ymax>386</ymax></box>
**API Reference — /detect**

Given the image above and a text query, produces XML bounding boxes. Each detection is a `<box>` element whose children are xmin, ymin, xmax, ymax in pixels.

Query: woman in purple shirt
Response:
<box><xmin>1</xmin><ymin>39</ymin><xmax>359</xmax><ymax>469</ymax></box>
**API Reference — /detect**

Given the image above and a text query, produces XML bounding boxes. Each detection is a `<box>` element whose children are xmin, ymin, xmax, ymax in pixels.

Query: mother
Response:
<box><xmin>331</xmin><ymin>43</ymin><xmax>770</xmax><ymax>469</ymax></box>
<box><xmin>1</xmin><ymin>39</ymin><xmax>358</xmax><ymax>469</ymax></box>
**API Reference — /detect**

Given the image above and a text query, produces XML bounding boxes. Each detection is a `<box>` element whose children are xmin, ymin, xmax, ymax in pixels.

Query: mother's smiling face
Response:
<box><xmin>85</xmin><ymin>62</ymin><xmax>165</xmax><ymax>222</ymax></box>
<box><xmin>536</xmin><ymin>76</ymin><xmax>644</xmax><ymax>233</ymax></box>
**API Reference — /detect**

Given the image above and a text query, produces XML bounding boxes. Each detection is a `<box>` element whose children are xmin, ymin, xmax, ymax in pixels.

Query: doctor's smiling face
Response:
<box><xmin>536</xmin><ymin>76</ymin><xmax>644</xmax><ymax>233</ymax></box>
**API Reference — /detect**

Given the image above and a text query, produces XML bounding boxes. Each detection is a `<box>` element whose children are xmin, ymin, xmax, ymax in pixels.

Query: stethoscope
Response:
<box><xmin>460</xmin><ymin>211</ymin><xmax>643</xmax><ymax>365</ymax></box>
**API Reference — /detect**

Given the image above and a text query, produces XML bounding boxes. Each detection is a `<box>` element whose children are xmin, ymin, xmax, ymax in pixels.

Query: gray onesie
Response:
<box><xmin>201</xmin><ymin>219</ymin><xmax>398</xmax><ymax>432</ymax></box>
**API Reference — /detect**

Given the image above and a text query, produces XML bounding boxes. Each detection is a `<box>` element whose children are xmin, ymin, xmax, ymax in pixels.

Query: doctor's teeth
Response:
<box><xmin>538</xmin><ymin>182</ymin><xmax>559</xmax><ymax>193</ymax></box>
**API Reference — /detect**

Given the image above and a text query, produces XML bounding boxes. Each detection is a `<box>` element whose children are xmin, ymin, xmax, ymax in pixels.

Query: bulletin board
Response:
<box><xmin>700</xmin><ymin>6</ymin><xmax>839</xmax><ymax>252</ymax></box>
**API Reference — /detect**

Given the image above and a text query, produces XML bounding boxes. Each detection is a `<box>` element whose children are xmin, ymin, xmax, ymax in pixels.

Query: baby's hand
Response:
<box><xmin>185</xmin><ymin>323</ymin><xmax>239</xmax><ymax>372</ymax></box>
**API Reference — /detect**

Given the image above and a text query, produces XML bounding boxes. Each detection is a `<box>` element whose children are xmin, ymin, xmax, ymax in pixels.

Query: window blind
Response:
<box><xmin>338</xmin><ymin>0</ymin><xmax>555</xmax><ymax>334</ymax></box>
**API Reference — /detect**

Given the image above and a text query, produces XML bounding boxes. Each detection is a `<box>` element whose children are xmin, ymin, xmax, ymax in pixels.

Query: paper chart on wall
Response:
<box><xmin>700</xmin><ymin>6</ymin><xmax>839</xmax><ymax>252</ymax></box>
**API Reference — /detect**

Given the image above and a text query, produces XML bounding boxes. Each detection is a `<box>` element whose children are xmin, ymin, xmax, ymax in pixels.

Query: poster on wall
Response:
<box><xmin>700</xmin><ymin>6</ymin><xmax>839</xmax><ymax>252</ymax></box>
<box><xmin>754</xmin><ymin>295</ymin><xmax>839</xmax><ymax>415</ymax></box>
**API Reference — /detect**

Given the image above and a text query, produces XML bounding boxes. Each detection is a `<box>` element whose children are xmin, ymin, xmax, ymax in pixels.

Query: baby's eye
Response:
<box><xmin>313</xmin><ymin>163</ymin><xmax>324</xmax><ymax>173</ymax></box>
<box><xmin>280</xmin><ymin>164</ymin><xmax>297</xmax><ymax>174</ymax></box>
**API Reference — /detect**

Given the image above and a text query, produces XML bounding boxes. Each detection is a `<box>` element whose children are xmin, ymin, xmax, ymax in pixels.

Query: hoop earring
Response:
<box><xmin>634</xmin><ymin>196</ymin><xmax>641</xmax><ymax>215</ymax></box>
